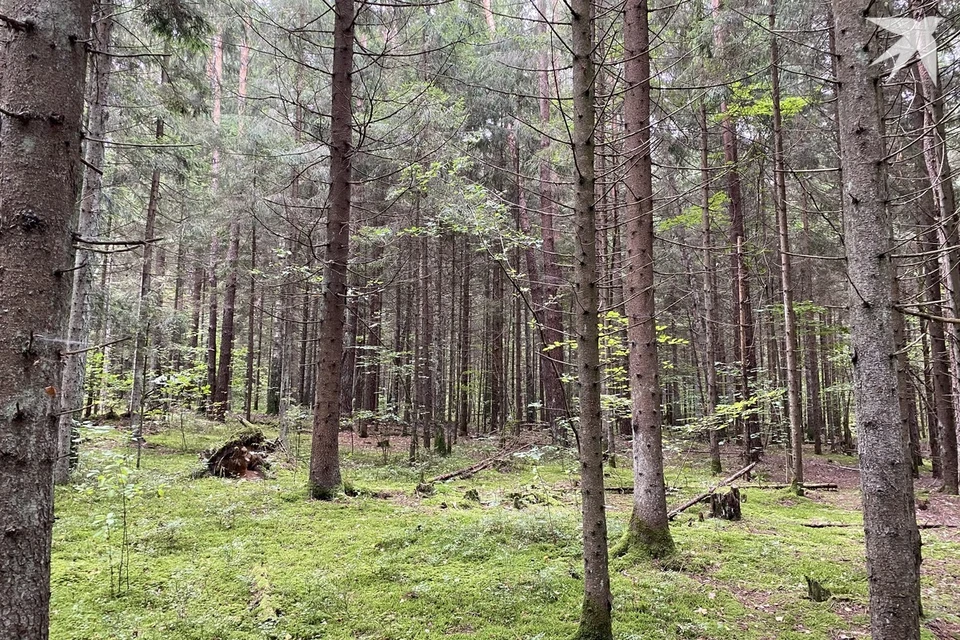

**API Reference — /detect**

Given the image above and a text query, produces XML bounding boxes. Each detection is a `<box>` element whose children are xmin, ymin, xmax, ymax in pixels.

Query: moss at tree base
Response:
<box><xmin>571</xmin><ymin>596</ymin><xmax>613</xmax><ymax>640</ymax></box>
<box><xmin>611</xmin><ymin>516</ymin><xmax>675</xmax><ymax>561</ymax></box>
<box><xmin>309</xmin><ymin>482</ymin><xmax>340</xmax><ymax>501</ymax></box>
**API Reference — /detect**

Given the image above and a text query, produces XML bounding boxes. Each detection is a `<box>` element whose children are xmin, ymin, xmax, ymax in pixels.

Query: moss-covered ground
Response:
<box><xmin>50</xmin><ymin>417</ymin><xmax>960</xmax><ymax>639</ymax></box>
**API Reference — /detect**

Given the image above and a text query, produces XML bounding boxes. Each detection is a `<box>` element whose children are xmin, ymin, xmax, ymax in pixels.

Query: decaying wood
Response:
<box><xmin>606</xmin><ymin>481</ymin><xmax>837</xmax><ymax>493</ymax></box>
<box><xmin>201</xmin><ymin>429</ymin><xmax>277</xmax><ymax>479</ymax></box>
<box><xmin>429</xmin><ymin>443</ymin><xmax>531</xmax><ymax>483</ymax></box>
<box><xmin>803</xmin><ymin>522</ymin><xmax>958</xmax><ymax>530</ymax></box>
<box><xmin>710</xmin><ymin>487</ymin><xmax>742</xmax><ymax>520</ymax></box>
<box><xmin>667</xmin><ymin>461</ymin><xmax>756</xmax><ymax>520</ymax></box>
<box><xmin>741</xmin><ymin>482</ymin><xmax>838</xmax><ymax>491</ymax></box>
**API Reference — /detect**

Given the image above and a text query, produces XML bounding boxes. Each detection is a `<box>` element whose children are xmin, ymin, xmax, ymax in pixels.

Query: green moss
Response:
<box><xmin>611</xmin><ymin>516</ymin><xmax>675</xmax><ymax>561</ymax></box>
<box><xmin>572</xmin><ymin>596</ymin><xmax>613</xmax><ymax>640</ymax></box>
<box><xmin>48</xmin><ymin>423</ymin><xmax>960</xmax><ymax>640</ymax></box>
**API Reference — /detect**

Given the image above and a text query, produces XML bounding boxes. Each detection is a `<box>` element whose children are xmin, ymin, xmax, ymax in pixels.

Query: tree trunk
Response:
<box><xmin>54</xmin><ymin>0</ymin><xmax>113</xmax><ymax>483</ymax></box>
<box><xmin>800</xmin><ymin>205</ymin><xmax>824</xmax><ymax>455</ymax></box>
<box><xmin>701</xmin><ymin>102</ymin><xmax>722</xmax><ymax>476</ymax></box>
<box><xmin>617</xmin><ymin>0</ymin><xmax>674</xmax><ymax>560</ymax></box>
<box><xmin>458</xmin><ymin>238</ymin><xmax>472</xmax><ymax>437</ymax></box>
<box><xmin>831</xmin><ymin>3</ymin><xmax>922</xmax><ymax>637</ymax></box>
<box><xmin>244</xmin><ymin>224</ymin><xmax>257</xmax><ymax>421</ymax></box>
<box><xmin>570</xmin><ymin>0</ymin><xmax>613</xmax><ymax>634</ymax></box>
<box><xmin>0</xmin><ymin>0</ymin><xmax>93</xmax><ymax>635</ymax></box>
<box><xmin>308</xmin><ymin>0</ymin><xmax>353</xmax><ymax>498</ymax></box>
<box><xmin>537</xmin><ymin>0</ymin><xmax>567</xmax><ymax>443</ymax></box>
<box><xmin>212</xmin><ymin>220</ymin><xmax>240</xmax><ymax>420</ymax></box>
<box><xmin>205</xmin><ymin>235</ymin><xmax>219</xmax><ymax>413</ymax></box>
<box><xmin>769</xmin><ymin>2</ymin><xmax>802</xmax><ymax>486</ymax></box>
<box><xmin>913</xmin><ymin>0</ymin><xmax>960</xmax><ymax>493</ymax></box>
<box><xmin>129</xmin><ymin>157</ymin><xmax>161</xmax><ymax>466</ymax></box>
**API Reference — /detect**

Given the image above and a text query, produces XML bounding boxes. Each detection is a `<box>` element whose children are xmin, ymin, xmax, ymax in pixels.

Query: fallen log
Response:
<box><xmin>740</xmin><ymin>482</ymin><xmax>838</xmax><ymax>491</ymax></box>
<box><xmin>606</xmin><ymin>481</ymin><xmax>837</xmax><ymax>493</ymax></box>
<box><xmin>667</xmin><ymin>461</ymin><xmax>756</xmax><ymax>520</ymax></box>
<box><xmin>429</xmin><ymin>443</ymin><xmax>531</xmax><ymax>483</ymax></box>
<box><xmin>803</xmin><ymin>522</ymin><xmax>959</xmax><ymax>529</ymax></box>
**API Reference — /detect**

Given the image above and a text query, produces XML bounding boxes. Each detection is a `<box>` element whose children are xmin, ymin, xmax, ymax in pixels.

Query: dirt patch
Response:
<box><xmin>927</xmin><ymin>619</ymin><xmax>960</xmax><ymax>640</ymax></box>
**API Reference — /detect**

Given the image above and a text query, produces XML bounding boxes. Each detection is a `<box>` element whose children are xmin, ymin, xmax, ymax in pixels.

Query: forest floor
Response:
<box><xmin>51</xmin><ymin>416</ymin><xmax>960</xmax><ymax>640</ymax></box>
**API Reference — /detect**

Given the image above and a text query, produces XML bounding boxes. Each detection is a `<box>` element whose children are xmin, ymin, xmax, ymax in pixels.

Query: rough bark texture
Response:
<box><xmin>618</xmin><ymin>0</ymin><xmax>674</xmax><ymax>560</ymax></box>
<box><xmin>54</xmin><ymin>0</ymin><xmax>113</xmax><ymax>483</ymax></box>
<box><xmin>308</xmin><ymin>0</ymin><xmax>353</xmax><ymax>499</ymax></box>
<box><xmin>570</xmin><ymin>0</ymin><xmax>612</xmax><ymax>634</ymax></box>
<box><xmin>831</xmin><ymin>3</ymin><xmax>922</xmax><ymax>638</ymax></box>
<box><xmin>0</xmin><ymin>0</ymin><xmax>93</xmax><ymax>636</ymax></box>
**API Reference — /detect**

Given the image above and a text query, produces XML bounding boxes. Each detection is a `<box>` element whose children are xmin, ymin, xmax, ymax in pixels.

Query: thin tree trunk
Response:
<box><xmin>769</xmin><ymin>2</ymin><xmax>802</xmax><ymax>486</ymax></box>
<box><xmin>701</xmin><ymin>102</ymin><xmax>722</xmax><ymax>476</ymax></box>
<box><xmin>308</xmin><ymin>0</ymin><xmax>354</xmax><ymax>498</ymax></box>
<box><xmin>244</xmin><ymin>225</ymin><xmax>256</xmax><ymax>421</ymax></box>
<box><xmin>54</xmin><ymin>0</ymin><xmax>113</xmax><ymax>483</ymax></box>
<box><xmin>130</xmin><ymin>152</ymin><xmax>161</xmax><ymax>467</ymax></box>
<box><xmin>213</xmin><ymin>220</ymin><xmax>240</xmax><ymax>420</ymax></box>
<box><xmin>205</xmin><ymin>235</ymin><xmax>219</xmax><ymax>414</ymax></box>
<box><xmin>538</xmin><ymin>0</ymin><xmax>567</xmax><ymax>443</ymax></box>
<box><xmin>458</xmin><ymin>238</ymin><xmax>472</xmax><ymax>437</ymax></box>
<box><xmin>570</xmin><ymin>0</ymin><xmax>613</xmax><ymax>634</ymax></box>
<box><xmin>913</xmin><ymin>0</ymin><xmax>960</xmax><ymax>493</ymax></box>
<box><xmin>800</xmin><ymin>204</ymin><xmax>825</xmax><ymax>455</ymax></box>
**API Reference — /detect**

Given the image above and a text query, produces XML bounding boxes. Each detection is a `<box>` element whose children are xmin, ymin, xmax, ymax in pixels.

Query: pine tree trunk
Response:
<box><xmin>537</xmin><ymin>0</ymin><xmax>567</xmax><ymax>443</ymax></box>
<box><xmin>831</xmin><ymin>3</ymin><xmax>922</xmax><ymax>637</ymax></box>
<box><xmin>205</xmin><ymin>235</ymin><xmax>219</xmax><ymax>413</ymax></box>
<box><xmin>308</xmin><ymin>0</ymin><xmax>353</xmax><ymax>498</ymax></box>
<box><xmin>54</xmin><ymin>0</ymin><xmax>113</xmax><ymax>483</ymax></box>
<box><xmin>913</xmin><ymin>0</ymin><xmax>960</xmax><ymax>492</ymax></box>
<box><xmin>458</xmin><ymin>238</ymin><xmax>473</xmax><ymax>437</ymax></box>
<box><xmin>701</xmin><ymin>102</ymin><xmax>722</xmax><ymax>476</ymax></box>
<box><xmin>570</xmin><ymin>0</ymin><xmax>612</xmax><ymax>634</ymax></box>
<box><xmin>769</xmin><ymin>2</ymin><xmax>802</xmax><ymax>486</ymax></box>
<box><xmin>244</xmin><ymin>225</ymin><xmax>257</xmax><ymax>421</ymax></box>
<box><xmin>617</xmin><ymin>0</ymin><xmax>674</xmax><ymax>559</ymax></box>
<box><xmin>213</xmin><ymin>220</ymin><xmax>240</xmax><ymax>420</ymax></box>
<box><xmin>800</xmin><ymin>205</ymin><xmax>825</xmax><ymax>455</ymax></box>
<box><xmin>0</xmin><ymin>0</ymin><xmax>93</xmax><ymax>635</ymax></box>
<box><xmin>129</xmin><ymin>161</ymin><xmax>160</xmax><ymax>465</ymax></box>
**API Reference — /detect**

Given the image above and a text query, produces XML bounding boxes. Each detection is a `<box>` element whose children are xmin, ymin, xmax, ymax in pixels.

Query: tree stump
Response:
<box><xmin>710</xmin><ymin>487</ymin><xmax>742</xmax><ymax>520</ymax></box>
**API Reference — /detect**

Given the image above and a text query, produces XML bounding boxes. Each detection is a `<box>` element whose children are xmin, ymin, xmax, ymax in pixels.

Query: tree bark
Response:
<box><xmin>213</xmin><ymin>220</ymin><xmax>240</xmax><ymax>420</ymax></box>
<box><xmin>308</xmin><ymin>0</ymin><xmax>353</xmax><ymax>498</ymax></box>
<box><xmin>537</xmin><ymin>0</ymin><xmax>568</xmax><ymax>443</ymax></box>
<box><xmin>831</xmin><ymin>3</ymin><xmax>922</xmax><ymax>637</ymax></box>
<box><xmin>54</xmin><ymin>0</ymin><xmax>113</xmax><ymax>483</ymax></box>
<box><xmin>618</xmin><ymin>0</ymin><xmax>674</xmax><ymax>559</ymax></box>
<box><xmin>570</xmin><ymin>0</ymin><xmax>613</xmax><ymax>634</ymax></box>
<box><xmin>913</xmin><ymin>0</ymin><xmax>960</xmax><ymax>493</ymax></box>
<box><xmin>0</xmin><ymin>0</ymin><xmax>93</xmax><ymax>636</ymax></box>
<box><xmin>205</xmin><ymin>235</ymin><xmax>219</xmax><ymax>413</ymax></box>
<box><xmin>701</xmin><ymin>102</ymin><xmax>722</xmax><ymax>476</ymax></box>
<box><xmin>769</xmin><ymin>1</ymin><xmax>802</xmax><ymax>487</ymax></box>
